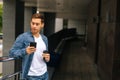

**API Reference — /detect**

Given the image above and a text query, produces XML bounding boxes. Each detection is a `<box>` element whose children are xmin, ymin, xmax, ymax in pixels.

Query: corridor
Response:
<box><xmin>52</xmin><ymin>38</ymin><xmax>100</xmax><ymax>80</ymax></box>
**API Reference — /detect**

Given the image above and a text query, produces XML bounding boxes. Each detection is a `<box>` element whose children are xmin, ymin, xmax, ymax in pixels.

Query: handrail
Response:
<box><xmin>0</xmin><ymin>56</ymin><xmax>21</xmax><ymax>80</ymax></box>
<box><xmin>0</xmin><ymin>56</ymin><xmax>14</xmax><ymax>62</ymax></box>
<box><xmin>0</xmin><ymin>71</ymin><xmax>21</xmax><ymax>80</ymax></box>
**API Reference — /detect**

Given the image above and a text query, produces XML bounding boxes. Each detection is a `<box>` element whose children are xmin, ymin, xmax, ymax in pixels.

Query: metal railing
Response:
<box><xmin>0</xmin><ymin>56</ymin><xmax>14</xmax><ymax>62</ymax></box>
<box><xmin>0</xmin><ymin>56</ymin><xmax>21</xmax><ymax>80</ymax></box>
<box><xmin>0</xmin><ymin>71</ymin><xmax>21</xmax><ymax>80</ymax></box>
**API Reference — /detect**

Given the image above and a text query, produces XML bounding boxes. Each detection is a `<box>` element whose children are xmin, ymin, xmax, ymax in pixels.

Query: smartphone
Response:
<box><xmin>30</xmin><ymin>42</ymin><xmax>37</xmax><ymax>48</ymax></box>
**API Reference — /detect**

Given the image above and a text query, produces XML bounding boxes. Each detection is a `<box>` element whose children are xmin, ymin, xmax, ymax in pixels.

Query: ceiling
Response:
<box><xmin>21</xmin><ymin>0</ymin><xmax>92</xmax><ymax>19</ymax></box>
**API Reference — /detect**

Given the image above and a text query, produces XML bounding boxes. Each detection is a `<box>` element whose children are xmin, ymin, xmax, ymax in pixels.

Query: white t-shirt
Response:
<box><xmin>28</xmin><ymin>35</ymin><xmax>47</xmax><ymax>76</ymax></box>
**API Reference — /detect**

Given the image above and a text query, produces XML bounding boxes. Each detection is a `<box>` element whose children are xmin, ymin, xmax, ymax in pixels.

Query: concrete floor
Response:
<box><xmin>52</xmin><ymin>38</ymin><xmax>100</xmax><ymax>80</ymax></box>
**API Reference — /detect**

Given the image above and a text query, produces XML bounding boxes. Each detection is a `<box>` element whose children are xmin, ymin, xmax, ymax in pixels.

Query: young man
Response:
<box><xmin>9</xmin><ymin>13</ymin><xmax>50</xmax><ymax>80</ymax></box>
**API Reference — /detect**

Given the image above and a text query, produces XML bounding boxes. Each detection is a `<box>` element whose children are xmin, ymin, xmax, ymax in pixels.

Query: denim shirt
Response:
<box><xmin>9</xmin><ymin>31</ymin><xmax>48</xmax><ymax>79</ymax></box>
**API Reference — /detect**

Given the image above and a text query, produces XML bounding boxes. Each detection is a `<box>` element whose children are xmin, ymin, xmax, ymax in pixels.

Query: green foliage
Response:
<box><xmin>0</xmin><ymin>4</ymin><xmax>2</xmax><ymax>33</ymax></box>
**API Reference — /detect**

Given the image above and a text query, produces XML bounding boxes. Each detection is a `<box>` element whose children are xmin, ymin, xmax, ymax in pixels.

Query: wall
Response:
<box><xmin>3</xmin><ymin>0</ymin><xmax>16</xmax><ymax>76</ymax></box>
<box><xmin>55</xmin><ymin>18</ymin><xmax>63</xmax><ymax>32</ymax></box>
<box><xmin>55</xmin><ymin>18</ymin><xmax>86</xmax><ymax>35</ymax></box>
<box><xmin>87</xmin><ymin>0</ymin><xmax>120</xmax><ymax>80</ymax></box>
<box><xmin>68</xmin><ymin>19</ymin><xmax>86</xmax><ymax>35</ymax></box>
<box><xmin>87</xmin><ymin>0</ymin><xmax>99</xmax><ymax>62</ymax></box>
<box><xmin>97</xmin><ymin>0</ymin><xmax>117</xmax><ymax>80</ymax></box>
<box><xmin>113</xmin><ymin>0</ymin><xmax>120</xmax><ymax>80</ymax></box>
<box><xmin>24</xmin><ymin>7</ymin><xmax>32</xmax><ymax>32</ymax></box>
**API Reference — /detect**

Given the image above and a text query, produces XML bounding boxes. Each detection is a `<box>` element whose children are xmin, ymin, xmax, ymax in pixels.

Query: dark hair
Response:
<box><xmin>31</xmin><ymin>13</ymin><xmax>44</xmax><ymax>23</ymax></box>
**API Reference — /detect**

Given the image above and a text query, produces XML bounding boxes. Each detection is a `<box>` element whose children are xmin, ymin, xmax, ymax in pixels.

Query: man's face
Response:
<box><xmin>30</xmin><ymin>18</ymin><xmax>44</xmax><ymax>35</ymax></box>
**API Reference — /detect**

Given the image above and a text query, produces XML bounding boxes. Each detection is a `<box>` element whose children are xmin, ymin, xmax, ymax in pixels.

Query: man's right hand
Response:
<box><xmin>26</xmin><ymin>46</ymin><xmax>36</xmax><ymax>54</ymax></box>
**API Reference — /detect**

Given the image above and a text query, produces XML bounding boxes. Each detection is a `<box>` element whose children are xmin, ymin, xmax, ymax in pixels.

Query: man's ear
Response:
<box><xmin>41</xmin><ymin>23</ymin><xmax>44</xmax><ymax>28</ymax></box>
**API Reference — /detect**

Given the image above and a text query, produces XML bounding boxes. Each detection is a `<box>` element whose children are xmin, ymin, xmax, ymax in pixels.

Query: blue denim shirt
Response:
<box><xmin>9</xmin><ymin>31</ymin><xmax>48</xmax><ymax>79</ymax></box>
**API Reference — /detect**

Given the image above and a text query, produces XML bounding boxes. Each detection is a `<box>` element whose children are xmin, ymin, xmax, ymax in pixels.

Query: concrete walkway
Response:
<box><xmin>52</xmin><ymin>38</ymin><xmax>100</xmax><ymax>80</ymax></box>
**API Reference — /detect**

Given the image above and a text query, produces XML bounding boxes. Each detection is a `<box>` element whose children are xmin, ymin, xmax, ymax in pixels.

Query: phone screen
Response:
<box><xmin>30</xmin><ymin>42</ymin><xmax>37</xmax><ymax>48</ymax></box>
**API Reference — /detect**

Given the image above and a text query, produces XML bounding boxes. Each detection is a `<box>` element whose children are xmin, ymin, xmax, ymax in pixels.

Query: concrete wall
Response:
<box><xmin>3</xmin><ymin>0</ymin><xmax>24</xmax><ymax>77</ymax></box>
<box><xmin>55</xmin><ymin>18</ymin><xmax>86</xmax><ymax>35</ymax></box>
<box><xmin>55</xmin><ymin>18</ymin><xmax>63</xmax><ymax>32</ymax></box>
<box><xmin>87</xmin><ymin>0</ymin><xmax>99</xmax><ymax>62</ymax></box>
<box><xmin>3</xmin><ymin>0</ymin><xmax>16</xmax><ymax>76</ymax></box>
<box><xmin>97</xmin><ymin>0</ymin><xmax>117</xmax><ymax>80</ymax></box>
<box><xmin>87</xmin><ymin>0</ymin><xmax>120</xmax><ymax>80</ymax></box>
<box><xmin>68</xmin><ymin>19</ymin><xmax>86</xmax><ymax>35</ymax></box>
<box><xmin>0</xmin><ymin>40</ymin><xmax>3</xmax><ymax>75</ymax></box>
<box><xmin>24</xmin><ymin>7</ymin><xmax>32</xmax><ymax>32</ymax></box>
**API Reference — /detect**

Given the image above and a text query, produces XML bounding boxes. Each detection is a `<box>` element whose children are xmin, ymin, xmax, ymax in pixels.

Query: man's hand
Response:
<box><xmin>42</xmin><ymin>53</ymin><xmax>50</xmax><ymax>62</ymax></box>
<box><xmin>26</xmin><ymin>46</ymin><xmax>36</xmax><ymax>54</ymax></box>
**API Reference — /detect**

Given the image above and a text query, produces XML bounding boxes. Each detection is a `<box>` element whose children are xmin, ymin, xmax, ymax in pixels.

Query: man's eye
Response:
<box><xmin>36</xmin><ymin>23</ymin><xmax>39</xmax><ymax>26</ymax></box>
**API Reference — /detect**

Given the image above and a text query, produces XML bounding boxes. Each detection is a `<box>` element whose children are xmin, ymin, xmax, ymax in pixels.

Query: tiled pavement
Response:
<box><xmin>52</xmin><ymin>39</ymin><xmax>100</xmax><ymax>80</ymax></box>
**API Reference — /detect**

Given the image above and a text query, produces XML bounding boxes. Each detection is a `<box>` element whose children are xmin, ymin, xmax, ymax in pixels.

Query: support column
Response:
<box><xmin>24</xmin><ymin>7</ymin><xmax>33</xmax><ymax>32</ymax></box>
<box><xmin>3</xmin><ymin>0</ymin><xmax>16</xmax><ymax>76</ymax></box>
<box><xmin>3</xmin><ymin>0</ymin><xmax>24</xmax><ymax>77</ymax></box>
<box><xmin>24</xmin><ymin>7</ymin><xmax>37</xmax><ymax>32</ymax></box>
